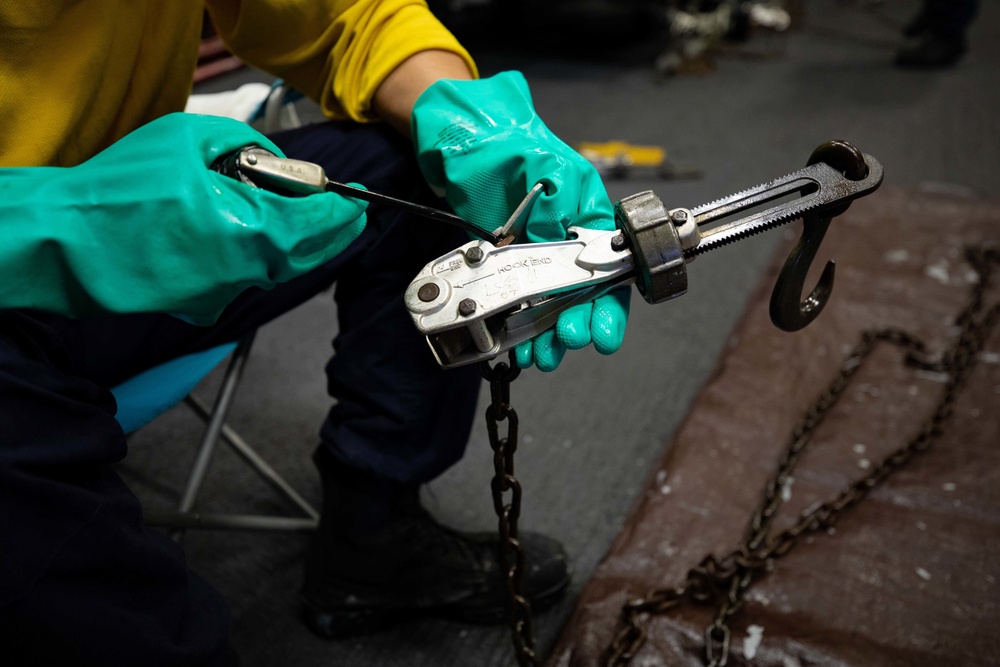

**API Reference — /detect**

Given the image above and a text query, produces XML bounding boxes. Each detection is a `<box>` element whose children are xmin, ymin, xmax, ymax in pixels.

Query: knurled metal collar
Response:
<box><xmin>615</xmin><ymin>191</ymin><xmax>688</xmax><ymax>304</ymax></box>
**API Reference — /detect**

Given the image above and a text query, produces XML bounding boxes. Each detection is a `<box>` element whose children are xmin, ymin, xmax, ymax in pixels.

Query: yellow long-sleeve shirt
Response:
<box><xmin>0</xmin><ymin>0</ymin><xmax>476</xmax><ymax>168</ymax></box>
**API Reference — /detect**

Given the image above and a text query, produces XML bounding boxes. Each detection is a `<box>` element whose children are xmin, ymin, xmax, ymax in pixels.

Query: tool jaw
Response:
<box><xmin>405</xmin><ymin>228</ymin><xmax>634</xmax><ymax>368</ymax></box>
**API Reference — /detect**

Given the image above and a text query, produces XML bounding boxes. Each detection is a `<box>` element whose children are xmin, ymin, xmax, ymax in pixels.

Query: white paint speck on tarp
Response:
<box><xmin>744</xmin><ymin>625</ymin><xmax>764</xmax><ymax>660</ymax></box>
<box><xmin>925</xmin><ymin>259</ymin><xmax>950</xmax><ymax>284</ymax></box>
<box><xmin>780</xmin><ymin>476</ymin><xmax>794</xmax><ymax>501</ymax></box>
<box><xmin>884</xmin><ymin>249</ymin><xmax>909</xmax><ymax>263</ymax></box>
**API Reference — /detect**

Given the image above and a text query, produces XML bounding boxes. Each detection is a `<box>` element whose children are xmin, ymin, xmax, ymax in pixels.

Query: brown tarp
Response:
<box><xmin>548</xmin><ymin>186</ymin><xmax>1000</xmax><ymax>666</ymax></box>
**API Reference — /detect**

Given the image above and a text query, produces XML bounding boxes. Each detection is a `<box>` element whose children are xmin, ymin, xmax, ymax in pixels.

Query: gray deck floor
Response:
<box><xmin>120</xmin><ymin>1</ymin><xmax>1000</xmax><ymax>664</ymax></box>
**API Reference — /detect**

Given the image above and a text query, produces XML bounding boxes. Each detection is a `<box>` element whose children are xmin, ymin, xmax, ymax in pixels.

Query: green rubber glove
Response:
<box><xmin>411</xmin><ymin>71</ymin><xmax>630</xmax><ymax>371</ymax></box>
<box><xmin>0</xmin><ymin>112</ymin><xmax>367</xmax><ymax>325</ymax></box>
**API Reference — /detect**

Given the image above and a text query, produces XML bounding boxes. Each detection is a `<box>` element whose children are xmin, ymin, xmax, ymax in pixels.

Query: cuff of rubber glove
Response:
<box><xmin>408</xmin><ymin>71</ymin><xmax>534</xmax><ymax>157</ymax></box>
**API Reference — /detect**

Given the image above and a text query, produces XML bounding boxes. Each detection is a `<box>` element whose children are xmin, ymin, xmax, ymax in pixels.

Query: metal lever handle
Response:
<box><xmin>213</xmin><ymin>146</ymin><xmax>502</xmax><ymax>244</ymax></box>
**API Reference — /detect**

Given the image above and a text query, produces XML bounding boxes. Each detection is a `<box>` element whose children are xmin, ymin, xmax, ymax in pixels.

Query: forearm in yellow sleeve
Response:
<box><xmin>206</xmin><ymin>0</ymin><xmax>478</xmax><ymax>123</ymax></box>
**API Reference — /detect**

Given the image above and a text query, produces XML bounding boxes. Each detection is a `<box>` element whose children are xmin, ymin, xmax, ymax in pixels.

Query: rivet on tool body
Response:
<box><xmin>465</xmin><ymin>247</ymin><xmax>485</xmax><ymax>264</ymax></box>
<box><xmin>458</xmin><ymin>299</ymin><xmax>477</xmax><ymax>317</ymax></box>
<box><xmin>418</xmin><ymin>283</ymin><xmax>440</xmax><ymax>303</ymax></box>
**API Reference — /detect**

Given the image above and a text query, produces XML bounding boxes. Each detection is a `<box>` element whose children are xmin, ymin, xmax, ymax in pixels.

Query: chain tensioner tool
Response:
<box><xmin>405</xmin><ymin>140</ymin><xmax>883</xmax><ymax>368</ymax></box>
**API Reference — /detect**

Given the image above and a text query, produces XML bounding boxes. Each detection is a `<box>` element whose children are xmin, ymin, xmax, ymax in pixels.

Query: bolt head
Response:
<box><xmin>458</xmin><ymin>298</ymin><xmax>477</xmax><ymax>317</ymax></box>
<box><xmin>246</xmin><ymin>153</ymin><xmax>258</xmax><ymax>166</ymax></box>
<box><xmin>417</xmin><ymin>283</ymin><xmax>441</xmax><ymax>303</ymax></box>
<box><xmin>671</xmin><ymin>209</ymin><xmax>688</xmax><ymax>225</ymax></box>
<box><xmin>611</xmin><ymin>234</ymin><xmax>627</xmax><ymax>251</ymax></box>
<box><xmin>465</xmin><ymin>246</ymin><xmax>485</xmax><ymax>263</ymax></box>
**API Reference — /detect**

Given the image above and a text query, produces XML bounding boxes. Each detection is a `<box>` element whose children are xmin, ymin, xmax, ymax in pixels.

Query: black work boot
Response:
<box><xmin>300</xmin><ymin>450</ymin><xmax>572</xmax><ymax>639</ymax></box>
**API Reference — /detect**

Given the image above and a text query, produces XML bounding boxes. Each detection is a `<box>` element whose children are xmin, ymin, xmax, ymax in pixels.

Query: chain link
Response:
<box><xmin>606</xmin><ymin>245</ymin><xmax>1000</xmax><ymax>666</ymax></box>
<box><xmin>480</xmin><ymin>351</ymin><xmax>539</xmax><ymax>666</ymax></box>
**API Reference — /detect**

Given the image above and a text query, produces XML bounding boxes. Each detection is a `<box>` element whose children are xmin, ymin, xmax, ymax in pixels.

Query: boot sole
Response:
<box><xmin>300</xmin><ymin>577</ymin><xmax>570</xmax><ymax>639</ymax></box>
<box><xmin>301</xmin><ymin>597</ymin><xmax>405</xmax><ymax>639</ymax></box>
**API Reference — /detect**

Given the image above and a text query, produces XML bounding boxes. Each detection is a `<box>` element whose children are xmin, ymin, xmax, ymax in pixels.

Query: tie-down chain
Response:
<box><xmin>480</xmin><ymin>353</ymin><xmax>539</xmax><ymax>666</ymax></box>
<box><xmin>219</xmin><ymin>137</ymin><xmax>912</xmax><ymax>665</ymax></box>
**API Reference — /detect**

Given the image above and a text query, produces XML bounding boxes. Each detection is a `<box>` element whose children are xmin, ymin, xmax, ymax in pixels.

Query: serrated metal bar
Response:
<box><xmin>687</xmin><ymin>155</ymin><xmax>882</xmax><ymax>257</ymax></box>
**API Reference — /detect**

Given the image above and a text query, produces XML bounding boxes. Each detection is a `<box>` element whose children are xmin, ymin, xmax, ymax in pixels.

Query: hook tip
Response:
<box><xmin>769</xmin><ymin>259</ymin><xmax>836</xmax><ymax>332</ymax></box>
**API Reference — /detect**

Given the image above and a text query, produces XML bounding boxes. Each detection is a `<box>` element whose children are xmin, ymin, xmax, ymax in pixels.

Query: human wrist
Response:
<box><xmin>372</xmin><ymin>49</ymin><xmax>474</xmax><ymax>137</ymax></box>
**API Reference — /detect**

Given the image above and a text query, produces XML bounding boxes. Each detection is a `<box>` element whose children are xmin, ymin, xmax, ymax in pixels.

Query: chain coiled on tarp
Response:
<box><xmin>606</xmin><ymin>246</ymin><xmax>1000</xmax><ymax>666</ymax></box>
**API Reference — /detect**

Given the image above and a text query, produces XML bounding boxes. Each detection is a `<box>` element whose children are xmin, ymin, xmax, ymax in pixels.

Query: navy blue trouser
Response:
<box><xmin>0</xmin><ymin>121</ymin><xmax>481</xmax><ymax>665</ymax></box>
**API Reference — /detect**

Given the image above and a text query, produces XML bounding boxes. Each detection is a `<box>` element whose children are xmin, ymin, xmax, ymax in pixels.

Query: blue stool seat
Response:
<box><xmin>112</xmin><ymin>343</ymin><xmax>237</xmax><ymax>435</ymax></box>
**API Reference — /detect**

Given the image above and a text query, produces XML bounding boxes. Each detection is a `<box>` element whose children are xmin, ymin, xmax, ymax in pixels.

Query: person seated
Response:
<box><xmin>0</xmin><ymin>1</ymin><xmax>630</xmax><ymax>664</ymax></box>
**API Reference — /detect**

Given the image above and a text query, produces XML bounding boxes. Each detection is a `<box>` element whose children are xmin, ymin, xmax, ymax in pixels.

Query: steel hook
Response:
<box><xmin>768</xmin><ymin>140</ymin><xmax>869</xmax><ymax>332</ymax></box>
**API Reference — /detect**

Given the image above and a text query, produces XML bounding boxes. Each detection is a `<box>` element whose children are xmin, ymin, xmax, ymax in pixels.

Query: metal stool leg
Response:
<box><xmin>142</xmin><ymin>333</ymin><xmax>318</xmax><ymax>538</ymax></box>
<box><xmin>184</xmin><ymin>393</ymin><xmax>319</xmax><ymax>523</ymax></box>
